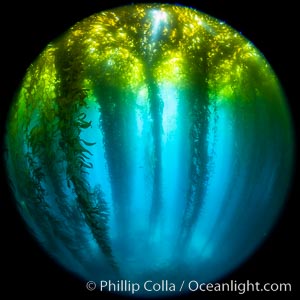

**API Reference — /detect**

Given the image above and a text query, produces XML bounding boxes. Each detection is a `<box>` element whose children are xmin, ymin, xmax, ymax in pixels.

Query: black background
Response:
<box><xmin>0</xmin><ymin>0</ymin><xmax>298</xmax><ymax>298</ymax></box>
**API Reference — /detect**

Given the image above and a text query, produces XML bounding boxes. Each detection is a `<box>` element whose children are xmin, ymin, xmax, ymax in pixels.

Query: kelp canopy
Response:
<box><xmin>5</xmin><ymin>4</ymin><xmax>293</xmax><ymax>295</ymax></box>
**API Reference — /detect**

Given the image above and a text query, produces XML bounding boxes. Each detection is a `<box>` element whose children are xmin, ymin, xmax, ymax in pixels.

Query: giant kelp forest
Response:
<box><xmin>5</xmin><ymin>4</ymin><xmax>293</xmax><ymax>291</ymax></box>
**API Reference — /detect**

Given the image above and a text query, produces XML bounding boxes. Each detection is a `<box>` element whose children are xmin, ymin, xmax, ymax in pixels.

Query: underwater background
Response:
<box><xmin>0</xmin><ymin>0</ymin><xmax>298</xmax><ymax>300</ymax></box>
